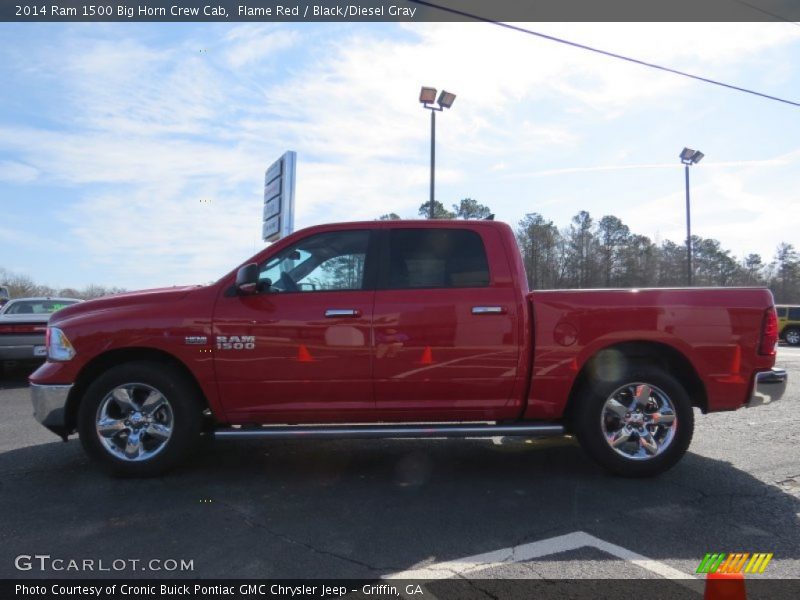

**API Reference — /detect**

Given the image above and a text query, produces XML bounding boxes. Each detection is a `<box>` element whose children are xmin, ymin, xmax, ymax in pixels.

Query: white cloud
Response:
<box><xmin>498</xmin><ymin>158</ymin><xmax>791</xmax><ymax>180</ymax></box>
<box><xmin>0</xmin><ymin>125</ymin><xmax>264</xmax><ymax>185</ymax></box>
<box><xmin>2</xmin><ymin>22</ymin><xmax>799</xmax><ymax>287</ymax></box>
<box><xmin>223</xmin><ymin>26</ymin><xmax>300</xmax><ymax>68</ymax></box>
<box><xmin>64</xmin><ymin>185</ymin><xmax>260</xmax><ymax>288</ymax></box>
<box><xmin>620</xmin><ymin>151</ymin><xmax>800</xmax><ymax>260</ymax></box>
<box><xmin>0</xmin><ymin>160</ymin><xmax>38</xmax><ymax>183</ymax></box>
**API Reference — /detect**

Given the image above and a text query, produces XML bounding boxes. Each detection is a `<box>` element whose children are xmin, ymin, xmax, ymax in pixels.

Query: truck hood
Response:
<box><xmin>49</xmin><ymin>285</ymin><xmax>202</xmax><ymax>326</ymax></box>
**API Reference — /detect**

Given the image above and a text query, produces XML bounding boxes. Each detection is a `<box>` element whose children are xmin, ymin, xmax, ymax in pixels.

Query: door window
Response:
<box><xmin>258</xmin><ymin>230</ymin><xmax>370</xmax><ymax>293</ymax></box>
<box><xmin>386</xmin><ymin>228</ymin><xmax>490</xmax><ymax>289</ymax></box>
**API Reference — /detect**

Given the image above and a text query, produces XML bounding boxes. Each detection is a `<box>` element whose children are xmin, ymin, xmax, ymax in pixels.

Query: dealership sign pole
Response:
<box><xmin>262</xmin><ymin>151</ymin><xmax>296</xmax><ymax>243</ymax></box>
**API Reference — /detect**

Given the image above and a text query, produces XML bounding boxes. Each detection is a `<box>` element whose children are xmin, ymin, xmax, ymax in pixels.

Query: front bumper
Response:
<box><xmin>748</xmin><ymin>368</ymin><xmax>787</xmax><ymax>407</ymax></box>
<box><xmin>31</xmin><ymin>382</ymin><xmax>73</xmax><ymax>438</ymax></box>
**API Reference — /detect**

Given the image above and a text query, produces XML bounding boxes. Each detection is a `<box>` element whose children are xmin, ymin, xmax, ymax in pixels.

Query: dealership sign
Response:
<box><xmin>262</xmin><ymin>151</ymin><xmax>296</xmax><ymax>243</ymax></box>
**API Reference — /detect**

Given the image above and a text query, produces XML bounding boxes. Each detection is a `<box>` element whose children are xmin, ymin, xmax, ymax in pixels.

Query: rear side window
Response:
<box><xmin>788</xmin><ymin>307</ymin><xmax>800</xmax><ymax>320</ymax></box>
<box><xmin>386</xmin><ymin>229</ymin><xmax>490</xmax><ymax>289</ymax></box>
<box><xmin>776</xmin><ymin>307</ymin><xmax>787</xmax><ymax>318</ymax></box>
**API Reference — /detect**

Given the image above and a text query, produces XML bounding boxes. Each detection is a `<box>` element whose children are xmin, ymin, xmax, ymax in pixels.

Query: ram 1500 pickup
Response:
<box><xmin>29</xmin><ymin>220</ymin><xmax>787</xmax><ymax>477</ymax></box>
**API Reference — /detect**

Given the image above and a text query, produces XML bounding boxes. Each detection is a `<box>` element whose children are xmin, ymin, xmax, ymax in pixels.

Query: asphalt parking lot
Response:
<box><xmin>1</xmin><ymin>348</ymin><xmax>798</xmax><ymax>583</ymax></box>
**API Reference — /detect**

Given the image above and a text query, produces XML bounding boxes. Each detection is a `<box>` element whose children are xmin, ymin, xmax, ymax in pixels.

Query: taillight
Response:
<box><xmin>759</xmin><ymin>307</ymin><xmax>778</xmax><ymax>356</ymax></box>
<box><xmin>0</xmin><ymin>323</ymin><xmax>46</xmax><ymax>334</ymax></box>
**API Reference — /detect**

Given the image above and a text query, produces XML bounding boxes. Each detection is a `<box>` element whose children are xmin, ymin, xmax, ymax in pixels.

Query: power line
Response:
<box><xmin>730</xmin><ymin>0</ymin><xmax>800</xmax><ymax>28</ymax></box>
<box><xmin>408</xmin><ymin>0</ymin><xmax>800</xmax><ymax>108</ymax></box>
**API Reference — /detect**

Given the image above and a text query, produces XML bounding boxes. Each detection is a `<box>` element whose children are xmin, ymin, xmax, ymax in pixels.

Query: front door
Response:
<box><xmin>213</xmin><ymin>229</ymin><xmax>377</xmax><ymax>423</ymax></box>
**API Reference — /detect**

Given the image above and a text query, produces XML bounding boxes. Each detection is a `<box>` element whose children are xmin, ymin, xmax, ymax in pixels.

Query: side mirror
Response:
<box><xmin>235</xmin><ymin>263</ymin><xmax>260</xmax><ymax>295</ymax></box>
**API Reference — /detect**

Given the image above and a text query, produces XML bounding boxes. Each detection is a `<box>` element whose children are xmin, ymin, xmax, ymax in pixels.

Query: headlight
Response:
<box><xmin>46</xmin><ymin>327</ymin><xmax>76</xmax><ymax>361</ymax></box>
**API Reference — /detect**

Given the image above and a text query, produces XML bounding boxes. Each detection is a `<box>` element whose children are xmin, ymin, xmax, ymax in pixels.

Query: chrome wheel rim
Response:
<box><xmin>787</xmin><ymin>330</ymin><xmax>800</xmax><ymax>345</ymax></box>
<box><xmin>96</xmin><ymin>383</ymin><xmax>174</xmax><ymax>462</ymax></box>
<box><xmin>600</xmin><ymin>382</ymin><xmax>677</xmax><ymax>461</ymax></box>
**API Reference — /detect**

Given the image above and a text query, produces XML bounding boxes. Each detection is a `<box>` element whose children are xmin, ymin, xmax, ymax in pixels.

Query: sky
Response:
<box><xmin>1</xmin><ymin>21</ymin><xmax>799</xmax><ymax>289</ymax></box>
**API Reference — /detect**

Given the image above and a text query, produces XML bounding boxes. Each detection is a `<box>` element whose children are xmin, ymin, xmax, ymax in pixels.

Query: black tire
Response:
<box><xmin>573</xmin><ymin>365</ymin><xmax>694</xmax><ymax>478</ymax></box>
<box><xmin>78</xmin><ymin>361</ymin><xmax>203</xmax><ymax>477</ymax></box>
<box><xmin>784</xmin><ymin>327</ymin><xmax>800</xmax><ymax>346</ymax></box>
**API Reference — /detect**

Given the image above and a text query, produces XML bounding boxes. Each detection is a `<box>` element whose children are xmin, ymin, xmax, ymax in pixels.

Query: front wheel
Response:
<box><xmin>784</xmin><ymin>327</ymin><xmax>800</xmax><ymax>346</ymax></box>
<box><xmin>78</xmin><ymin>361</ymin><xmax>203</xmax><ymax>477</ymax></box>
<box><xmin>573</xmin><ymin>366</ymin><xmax>694</xmax><ymax>477</ymax></box>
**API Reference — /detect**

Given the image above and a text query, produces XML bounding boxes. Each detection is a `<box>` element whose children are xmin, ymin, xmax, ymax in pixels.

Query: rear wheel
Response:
<box><xmin>78</xmin><ymin>361</ymin><xmax>203</xmax><ymax>477</ymax></box>
<box><xmin>784</xmin><ymin>327</ymin><xmax>800</xmax><ymax>346</ymax></box>
<box><xmin>574</xmin><ymin>366</ymin><xmax>693</xmax><ymax>477</ymax></box>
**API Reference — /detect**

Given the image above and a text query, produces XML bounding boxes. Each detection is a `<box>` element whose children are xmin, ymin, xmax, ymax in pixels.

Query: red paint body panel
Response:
<box><xmin>29</xmin><ymin>220</ymin><xmax>777</xmax><ymax>430</ymax></box>
<box><xmin>525</xmin><ymin>288</ymin><xmax>777</xmax><ymax>420</ymax></box>
<box><xmin>213</xmin><ymin>289</ymin><xmax>375</xmax><ymax>422</ymax></box>
<box><xmin>31</xmin><ymin>285</ymin><xmax>228</xmax><ymax>423</ymax></box>
<box><xmin>372</xmin><ymin>223</ymin><xmax>523</xmax><ymax>421</ymax></box>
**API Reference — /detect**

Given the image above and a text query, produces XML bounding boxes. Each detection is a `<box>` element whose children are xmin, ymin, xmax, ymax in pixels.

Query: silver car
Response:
<box><xmin>0</xmin><ymin>297</ymin><xmax>82</xmax><ymax>366</ymax></box>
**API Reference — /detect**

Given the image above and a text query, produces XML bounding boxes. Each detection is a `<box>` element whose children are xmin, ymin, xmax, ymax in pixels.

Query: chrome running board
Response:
<box><xmin>213</xmin><ymin>422</ymin><xmax>564</xmax><ymax>440</ymax></box>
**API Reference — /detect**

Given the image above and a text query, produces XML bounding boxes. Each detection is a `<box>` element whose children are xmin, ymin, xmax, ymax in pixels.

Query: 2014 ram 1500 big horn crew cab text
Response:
<box><xmin>29</xmin><ymin>220</ymin><xmax>787</xmax><ymax>477</ymax></box>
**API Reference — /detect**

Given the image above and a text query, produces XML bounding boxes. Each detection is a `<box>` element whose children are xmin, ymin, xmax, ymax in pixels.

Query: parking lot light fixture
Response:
<box><xmin>681</xmin><ymin>148</ymin><xmax>704</xmax><ymax>165</ymax></box>
<box><xmin>680</xmin><ymin>147</ymin><xmax>704</xmax><ymax>286</ymax></box>
<box><xmin>420</xmin><ymin>86</ymin><xmax>457</xmax><ymax>219</ymax></box>
<box><xmin>437</xmin><ymin>90</ymin><xmax>456</xmax><ymax>109</ymax></box>
<box><xmin>419</xmin><ymin>87</ymin><xmax>437</xmax><ymax>105</ymax></box>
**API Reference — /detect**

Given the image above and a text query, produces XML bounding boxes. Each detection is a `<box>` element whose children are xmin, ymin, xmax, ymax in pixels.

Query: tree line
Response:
<box><xmin>381</xmin><ymin>199</ymin><xmax>800</xmax><ymax>303</ymax></box>
<box><xmin>0</xmin><ymin>267</ymin><xmax>126</xmax><ymax>300</ymax></box>
<box><xmin>3</xmin><ymin>199</ymin><xmax>797</xmax><ymax>303</ymax></box>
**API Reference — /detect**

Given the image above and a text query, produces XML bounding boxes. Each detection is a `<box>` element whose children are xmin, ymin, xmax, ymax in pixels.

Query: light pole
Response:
<box><xmin>679</xmin><ymin>147</ymin><xmax>704</xmax><ymax>286</ymax></box>
<box><xmin>419</xmin><ymin>87</ymin><xmax>456</xmax><ymax>219</ymax></box>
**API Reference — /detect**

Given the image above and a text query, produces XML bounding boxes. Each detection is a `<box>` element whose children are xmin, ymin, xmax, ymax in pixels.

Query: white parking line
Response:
<box><xmin>384</xmin><ymin>530</ymin><xmax>703</xmax><ymax>592</ymax></box>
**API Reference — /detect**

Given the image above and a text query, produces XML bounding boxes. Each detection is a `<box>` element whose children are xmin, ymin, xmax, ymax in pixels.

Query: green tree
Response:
<box><xmin>378</xmin><ymin>213</ymin><xmax>401</xmax><ymax>220</ymax></box>
<box><xmin>619</xmin><ymin>234</ymin><xmax>657</xmax><ymax>287</ymax></box>
<box><xmin>692</xmin><ymin>237</ymin><xmax>742</xmax><ymax>286</ymax></box>
<box><xmin>564</xmin><ymin>211</ymin><xmax>597</xmax><ymax>288</ymax></box>
<box><xmin>319</xmin><ymin>255</ymin><xmax>366</xmax><ymax>290</ymax></box>
<box><xmin>0</xmin><ymin>267</ymin><xmax>56</xmax><ymax>298</ymax></box>
<box><xmin>79</xmin><ymin>284</ymin><xmax>127</xmax><ymax>299</ymax></box>
<box><xmin>0</xmin><ymin>267</ymin><xmax>126</xmax><ymax>299</ymax></box>
<box><xmin>418</xmin><ymin>201</ymin><xmax>456</xmax><ymax>219</ymax></box>
<box><xmin>516</xmin><ymin>213</ymin><xmax>561</xmax><ymax>289</ymax></box>
<box><xmin>596</xmin><ymin>215</ymin><xmax>631</xmax><ymax>287</ymax></box>
<box><xmin>770</xmin><ymin>243</ymin><xmax>800</xmax><ymax>302</ymax></box>
<box><xmin>453</xmin><ymin>198</ymin><xmax>492</xmax><ymax>220</ymax></box>
<box><xmin>655</xmin><ymin>241</ymin><xmax>687</xmax><ymax>287</ymax></box>
<box><xmin>739</xmin><ymin>253</ymin><xmax>766</xmax><ymax>286</ymax></box>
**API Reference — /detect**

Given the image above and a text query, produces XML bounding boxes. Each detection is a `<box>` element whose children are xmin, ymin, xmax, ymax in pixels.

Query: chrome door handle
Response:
<box><xmin>325</xmin><ymin>309</ymin><xmax>361</xmax><ymax>318</ymax></box>
<box><xmin>472</xmin><ymin>306</ymin><xmax>506</xmax><ymax>315</ymax></box>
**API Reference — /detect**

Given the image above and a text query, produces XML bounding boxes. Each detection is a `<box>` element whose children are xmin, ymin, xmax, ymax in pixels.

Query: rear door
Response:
<box><xmin>372</xmin><ymin>225</ymin><xmax>522</xmax><ymax>421</ymax></box>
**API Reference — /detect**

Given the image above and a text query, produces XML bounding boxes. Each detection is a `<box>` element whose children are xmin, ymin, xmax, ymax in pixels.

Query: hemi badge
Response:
<box><xmin>184</xmin><ymin>336</ymin><xmax>208</xmax><ymax>345</ymax></box>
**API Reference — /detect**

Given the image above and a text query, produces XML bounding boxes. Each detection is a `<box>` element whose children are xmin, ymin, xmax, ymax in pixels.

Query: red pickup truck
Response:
<box><xmin>30</xmin><ymin>220</ymin><xmax>786</xmax><ymax>477</ymax></box>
